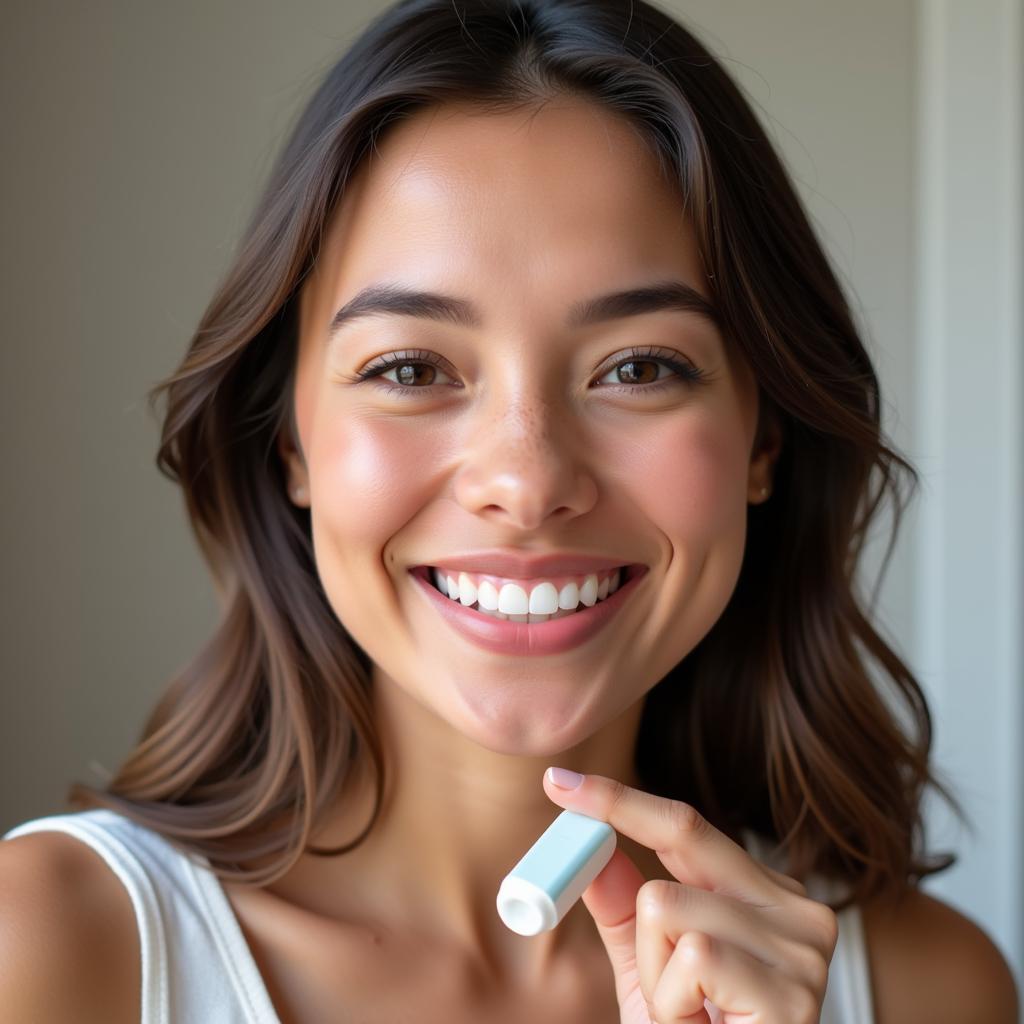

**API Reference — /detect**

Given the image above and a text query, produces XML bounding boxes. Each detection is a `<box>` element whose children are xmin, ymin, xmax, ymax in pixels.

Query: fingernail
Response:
<box><xmin>547</xmin><ymin>766</ymin><xmax>584</xmax><ymax>790</ymax></box>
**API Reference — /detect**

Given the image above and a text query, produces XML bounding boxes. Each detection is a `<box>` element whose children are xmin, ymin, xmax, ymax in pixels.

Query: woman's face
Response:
<box><xmin>282</xmin><ymin>98</ymin><xmax>777</xmax><ymax>755</ymax></box>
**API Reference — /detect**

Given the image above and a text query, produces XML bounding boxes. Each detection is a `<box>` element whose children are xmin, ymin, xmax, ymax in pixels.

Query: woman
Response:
<box><xmin>2</xmin><ymin>1</ymin><xmax>1018</xmax><ymax>1021</ymax></box>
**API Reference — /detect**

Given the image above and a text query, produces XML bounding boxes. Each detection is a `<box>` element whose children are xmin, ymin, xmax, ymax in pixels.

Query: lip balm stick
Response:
<box><xmin>496</xmin><ymin>809</ymin><xmax>617</xmax><ymax>935</ymax></box>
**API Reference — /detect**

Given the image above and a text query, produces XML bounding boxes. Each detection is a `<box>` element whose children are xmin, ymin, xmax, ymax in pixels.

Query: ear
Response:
<box><xmin>277</xmin><ymin>403</ymin><xmax>310</xmax><ymax>507</ymax></box>
<box><xmin>747</xmin><ymin>399</ymin><xmax>783</xmax><ymax>505</ymax></box>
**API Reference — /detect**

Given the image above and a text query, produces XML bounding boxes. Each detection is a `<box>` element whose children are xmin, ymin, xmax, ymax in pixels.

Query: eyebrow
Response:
<box><xmin>327</xmin><ymin>279</ymin><xmax>720</xmax><ymax>338</ymax></box>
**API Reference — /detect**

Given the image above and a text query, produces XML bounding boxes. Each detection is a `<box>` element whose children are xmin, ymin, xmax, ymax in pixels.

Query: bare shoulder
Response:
<box><xmin>861</xmin><ymin>886</ymin><xmax>1020</xmax><ymax>1024</ymax></box>
<box><xmin>0</xmin><ymin>830</ymin><xmax>140</xmax><ymax>1024</ymax></box>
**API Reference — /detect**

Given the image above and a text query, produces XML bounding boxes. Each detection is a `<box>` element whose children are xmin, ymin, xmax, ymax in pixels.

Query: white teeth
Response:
<box><xmin>497</xmin><ymin>583</ymin><xmax>529</xmax><ymax>615</ymax></box>
<box><xmin>477</xmin><ymin>579</ymin><xmax>500</xmax><ymax>611</ymax></box>
<box><xmin>429</xmin><ymin>568</ymin><xmax>628</xmax><ymax>619</ymax></box>
<box><xmin>458</xmin><ymin>572</ymin><xmax>478</xmax><ymax>607</ymax></box>
<box><xmin>432</xmin><ymin>567</ymin><xmax>448</xmax><ymax>595</ymax></box>
<box><xmin>528</xmin><ymin>581</ymin><xmax>559</xmax><ymax>615</ymax></box>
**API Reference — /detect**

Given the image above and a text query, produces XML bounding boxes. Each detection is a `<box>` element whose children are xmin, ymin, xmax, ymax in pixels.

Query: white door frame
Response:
<box><xmin>914</xmin><ymin>0</ymin><xmax>1023</xmax><ymax>983</ymax></box>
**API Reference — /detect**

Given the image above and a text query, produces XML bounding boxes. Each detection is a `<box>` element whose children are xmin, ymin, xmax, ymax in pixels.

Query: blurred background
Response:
<box><xmin>2</xmin><ymin>0</ymin><xmax>1020</xmax><ymax>993</ymax></box>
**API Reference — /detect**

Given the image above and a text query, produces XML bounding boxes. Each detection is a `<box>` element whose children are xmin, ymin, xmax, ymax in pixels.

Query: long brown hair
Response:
<box><xmin>67</xmin><ymin>0</ymin><xmax>966</xmax><ymax>912</ymax></box>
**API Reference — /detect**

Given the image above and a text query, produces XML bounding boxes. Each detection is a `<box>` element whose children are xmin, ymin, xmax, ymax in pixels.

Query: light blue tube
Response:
<box><xmin>496</xmin><ymin>809</ymin><xmax>617</xmax><ymax>935</ymax></box>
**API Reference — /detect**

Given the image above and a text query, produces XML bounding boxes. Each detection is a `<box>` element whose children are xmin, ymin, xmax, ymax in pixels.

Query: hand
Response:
<box><xmin>543</xmin><ymin>769</ymin><xmax>839</xmax><ymax>1024</ymax></box>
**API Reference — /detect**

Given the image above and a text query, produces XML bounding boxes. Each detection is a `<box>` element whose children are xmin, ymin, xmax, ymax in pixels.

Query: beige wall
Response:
<box><xmin>7</xmin><ymin>0</ymin><xmax>1017</xmax><ymax>981</ymax></box>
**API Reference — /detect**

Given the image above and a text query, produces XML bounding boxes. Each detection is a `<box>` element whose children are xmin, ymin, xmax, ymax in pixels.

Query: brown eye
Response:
<box><xmin>613</xmin><ymin>359</ymin><xmax>660</xmax><ymax>385</ymax></box>
<box><xmin>391</xmin><ymin>362</ymin><xmax>440</xmax><ymax>386</ymax></box>
<box><xmin>595</xmin><ymin>347</ymin><xmax>709</xmax><ymax>393</ymax></box>
<box><xmin>352</xmin><ymin>349</ymin><xmax>458</xmax><ymax>395</ymax></box>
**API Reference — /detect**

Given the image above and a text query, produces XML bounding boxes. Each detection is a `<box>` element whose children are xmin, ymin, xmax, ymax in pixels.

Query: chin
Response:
<box><xmin>443</xmin><ymin>672</ymin><xmax>612</xmax><ymax>756</ymax></box>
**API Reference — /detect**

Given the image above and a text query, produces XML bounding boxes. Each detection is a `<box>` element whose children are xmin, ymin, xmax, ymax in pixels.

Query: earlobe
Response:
<box><xmin>276</xmin><ymin>419</ymin><xmax>310</xmax><ymax>507</ymax></box>
<box><xmin>747</xmin><ymin>408</ymin><xmax>784</xmax><ymax>504</ymax></box>
<box><xmin>285</xmin><ymin>462</ymin><xmax>310</xmax><ymax>506</ymax></box>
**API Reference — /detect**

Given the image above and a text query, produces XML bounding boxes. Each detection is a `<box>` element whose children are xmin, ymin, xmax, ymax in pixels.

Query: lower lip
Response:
<box><xmin>408</xmin><ymin>565</ymin><xmax>648</xmax><ymax>656</ymax></box>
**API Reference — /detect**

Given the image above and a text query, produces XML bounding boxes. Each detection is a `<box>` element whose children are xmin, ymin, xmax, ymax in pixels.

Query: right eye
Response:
<box><xmin>354</xmin><ymin>350</ymin><xmax>458</xmax><ymax>395</ymax></box>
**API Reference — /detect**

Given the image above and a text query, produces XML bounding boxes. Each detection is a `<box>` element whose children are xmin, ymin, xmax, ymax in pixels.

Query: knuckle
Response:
<box><xmin>608</xmin><ymin>778</ymin><xmax>632</xmax><ymax>817</ymax></box>
<box><xmin>811</xmin><ymin>903</ymin><xmax>839</xmax><ymax>954</ymax></box>
<box><xmin>652</xmin><ymin>931</ymin><xmax>712</xmax><ymax>1023</ymax></box>
<box><xmin>762</xmin><ymin>865</ymin><xmax>808</xmax><ymax>897</ymax></box>
<box><xmin>791</xmin><ymin>943</ymin><xmax>830</xmax><ymax>994</ymax></box>
<box><xmin>793</xmin><ymin>895</ymin><xmax>839</xmax><ymax>954</ymax></box>
<box><xmin>637</xmin><ymin>878</ymin><xmax>678</xmax><ymax>918</ymax></box>
<box><xmin>662</xmin><ymin>798</ymin><xmax>706</xmax><ymax>839</ymax></box>
<box><xmin>810</xmin><ymin>951</ymin><xmax>830</xmax><ymax>994</ymax></box>
<box><xmin>786</xmin><ymin>875</ymin><xmax>809</xmax><ymax>897</ymax></box>
<box><xmin>667</xmin><ymin>930</ymin><xmax>714</xmax><ymax>985</ymax></box>
<box><xmin>679</xmin><ymin>930</ymin><xmax>712</xmax><ymax>958</ymax></box>
<box><xmin>788</xmin><ymin>981</ymin><xmax>822</xmax><ymax>1024</ymax></box>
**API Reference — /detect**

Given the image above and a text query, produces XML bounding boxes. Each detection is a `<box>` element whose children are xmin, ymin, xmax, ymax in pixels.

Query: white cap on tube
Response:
<box><xmin>496</xmin><ymin>809</ymin><xmax>617</xmax><ymax>936</ymax></box>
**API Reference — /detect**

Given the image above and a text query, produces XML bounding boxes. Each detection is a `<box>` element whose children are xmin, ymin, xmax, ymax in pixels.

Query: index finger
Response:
<box><xmin>543</xmin><ymin>768</ymin><xmax>773</xmax><ymax>901</ymax></box>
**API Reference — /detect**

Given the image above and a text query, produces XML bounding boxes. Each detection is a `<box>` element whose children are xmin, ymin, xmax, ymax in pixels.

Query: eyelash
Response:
<box><xmin>348</xmin><ymin>346</ymin><xmax>709</xmax><ymax>397</ymax></box>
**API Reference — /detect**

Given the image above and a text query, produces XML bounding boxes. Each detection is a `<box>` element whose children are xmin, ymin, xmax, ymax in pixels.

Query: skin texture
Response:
<box><xmin>274</xmin><ymin>95</ymin><xmax>781</xmax><ymax>1000</ymax></box>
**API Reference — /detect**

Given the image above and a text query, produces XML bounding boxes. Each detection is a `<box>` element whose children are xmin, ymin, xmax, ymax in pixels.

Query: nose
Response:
<box><xmin>452</xmin><ymin>390</ymin><xmax>598</xmax><ymax>531</ymax></box>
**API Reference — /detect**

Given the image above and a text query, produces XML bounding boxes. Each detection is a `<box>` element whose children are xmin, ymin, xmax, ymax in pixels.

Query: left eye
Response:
<box><xmin>597</xmin><ymin>357</ymin><xmax>676</xmax><ymax>386</ymax></box>
<box><xmin>378</xmin><ymin>361</ymin><xmax>453</xmax><ymax>388</ymax></box>
<box><xmin>597</xmin><ymin>347</ymin><xmax>709</xmax><ymax>390</ymax></box>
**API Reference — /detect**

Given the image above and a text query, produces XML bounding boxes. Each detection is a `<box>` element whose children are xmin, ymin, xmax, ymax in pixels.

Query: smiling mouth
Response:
<box><xmin>407</xmin><ymin>561</ymin><xmax>649</xmax><ymax>656</ymax></box>
<box><xmin>411</xmin><ymin>563</ymin><xmax>645</xmax><ymax>623</ymax></box>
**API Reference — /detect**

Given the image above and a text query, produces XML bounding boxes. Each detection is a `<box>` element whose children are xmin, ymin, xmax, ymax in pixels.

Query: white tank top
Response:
<box><xmin>2</xmin><ymin>809</ymin><xmax>875</xmax><ymax>1023</ymax></box>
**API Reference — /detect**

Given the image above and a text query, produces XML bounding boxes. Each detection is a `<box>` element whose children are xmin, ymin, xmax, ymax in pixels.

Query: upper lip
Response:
<box><xmin>412</xmin><ymin>550</ymin><xmax>642</xmax><ymax>579</ymax></box>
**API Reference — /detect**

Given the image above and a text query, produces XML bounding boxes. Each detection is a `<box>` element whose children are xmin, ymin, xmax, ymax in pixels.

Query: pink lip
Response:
<box><xmin>408</xmin><ymin>564</ymin><xmax>648</xmax><ymax>656</ymax></box>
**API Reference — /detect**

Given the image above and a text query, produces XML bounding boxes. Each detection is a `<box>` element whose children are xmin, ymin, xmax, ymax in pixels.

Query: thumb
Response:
<box><xmin>579</xmin><ymin>845</ymin><xmax>655</xmax><ymax>1024</ymax></box>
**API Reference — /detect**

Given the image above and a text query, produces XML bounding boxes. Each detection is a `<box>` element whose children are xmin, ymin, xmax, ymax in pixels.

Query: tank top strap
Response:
<box><xmin>4</xmin><ymin>810</ymin><xmax>171</xmax><ymax>1024</ymax></box>
<box><xmin>3</xmin><ymin>809</ymin><xmax>281</xmax><ymax>1024</ymax></box>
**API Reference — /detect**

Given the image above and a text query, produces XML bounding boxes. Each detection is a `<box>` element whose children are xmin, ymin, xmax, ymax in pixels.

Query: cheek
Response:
<box><xmin>611</xmin><ymin>410</ymin><xmax>748</xmax><ymax>538</ymax></box>
<box><xmin>313</xmin><ymin>415</ymin><xmax>438</xmax><ymax>552</ymax></box>
<box><xmin>613</xmin><ymin>406</ymin><xmax>751</xmax><ymax>669</ymax></box>
<box><xmin>305</xmin><ymin>413</ymin><xmax>441</xmax><ymax>645</ymax></box>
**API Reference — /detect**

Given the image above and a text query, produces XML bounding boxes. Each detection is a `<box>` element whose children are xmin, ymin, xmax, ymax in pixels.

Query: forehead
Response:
<box><xmin>304</xmin><ymin>97</ymin><xmax>709</xmax><ymax>334</ymax></box>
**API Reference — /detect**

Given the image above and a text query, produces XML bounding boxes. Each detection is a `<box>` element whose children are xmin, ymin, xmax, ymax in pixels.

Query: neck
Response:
<box><xmin>262</xmin><ymin>667</ymin><xmax>676</xmax><ymax>987</ymax></box>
